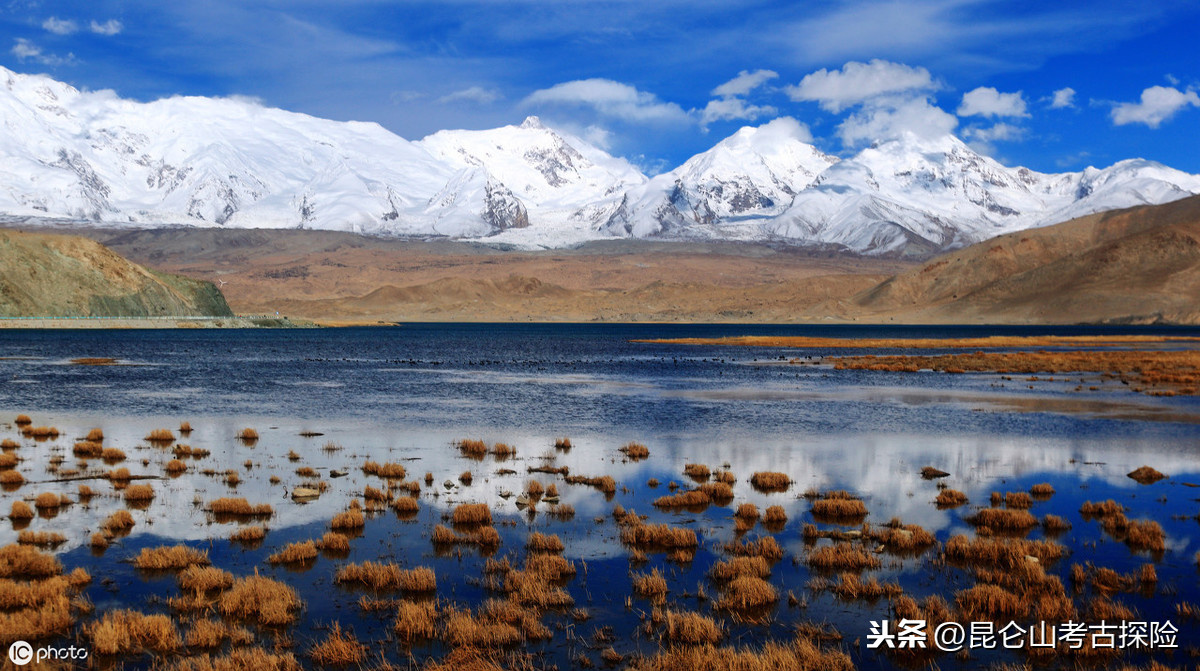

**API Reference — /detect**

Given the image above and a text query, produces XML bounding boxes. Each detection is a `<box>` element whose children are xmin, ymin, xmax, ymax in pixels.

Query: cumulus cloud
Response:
<box><xmin>1049</xmin><ymin>87</ymin><xmax>1076</xmax><ymax>109</ymax></box>
<box><xmin>698</xmin><ymin>97</ymin><xmax>777</xmax><ymax>127</ymax></box>
<box><xmin>785</xmin><ymin>59</ymin><xmax>937</xmax><ymax>113</ymax></box>
<box><xmin>42</xmin><ymin>17</ymin><xmax>78</xmax><ymax>35</ymax></box>
<box><xmin>747</xmin><ymin>116</ymin><xmax>814</xmax><ymax>146</ymax></box>
<box><xmin>711</xmin><ymin>69</ymin><xmax>778</xmax><ymax>98</ymax></box>
<box><xmin>961</xmin><ymin>121</ymin><xmax>1026</xmax><ymax>156</ymax></box>
<box><xmin>11</xmin><ymin>38</ymin><xmax>76</xmax><ymax>66</ymax></box>
<box><xmin>957</xmin><ymin>87</ymin><xmax>1028</xmax><ymax>118</ymax></box>
<box><xmin>523</xmin><ymin>78</ymin><xmax>689</xmax><ymax>123</ymax></box>
<box><xmin>1111</xmin><ymin>85</ymin><xmax>1200</xmax><ymax>128</ymax></box>
<box><xmin>837</xmin><ymin>95</ymin><xmax>958</xmax><ymax>146</ymax></box>
<box><xmin>436</xmin><ymin>86</ymin><xmax>501</xmax><ymax>105</ymax></box>
<box><xmin>90</xmin><ymin>19</ymin><xmax>123</xmax><ymax>36</ymax></box>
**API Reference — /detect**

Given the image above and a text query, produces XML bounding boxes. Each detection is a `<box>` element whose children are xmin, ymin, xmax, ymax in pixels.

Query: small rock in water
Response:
<box><xmin>499</xmin><ymin>490</ymin><xmax>513</xmax><ymax>499</ymax></box>
<box><xmin>329</xmin><ymin>469</ymin><xmax>348</xmax><ymax>478</ymax></box>
<box><xmin>443</xmin><ymin>480</ymin><xmax>455</xmax><ymax>490</ymax></box>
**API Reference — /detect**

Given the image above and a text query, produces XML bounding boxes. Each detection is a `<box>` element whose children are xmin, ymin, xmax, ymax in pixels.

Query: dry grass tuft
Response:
<box><xmin>1125</xmin><ymin>519</ymin><xmax>1166</xmax><ymax>552</ymax></box>
<box><xmin>621</xmin><ymin>523</ymin><xmax>699</xmax><ymax>549</ymax></box>
<box><xmin>661</xmin><ymin>610</ymin><xmax>723</xmax><ymax>645</ymax></box>
<box><xmin>432</xmin><ymin>524</ymin><xmax>502</xmax><ymax>548</ymax></box>
<box><xmin>824</xmin><ymin>573</ymin><xmax>902</xmax><ymax>601</ymax></box>
<box><xmin>230</xmin><ymin>525</ymin><xmax>267</xmax><ymax>543</ymax></box>
<box><xmin>208</xmin><ymin>497</ymin><xmax>273</xmax><ymax>517</ymax></box>
<box><xmin>956</xmin><ymin>584</ymin><xmax>1025</xmax><ymax>621</ymax></box>
<box><xmin>315</xmin><ymin>532</ymin><xmax>350</xmax><ymax>554</ymax></box>
<box><xmin>124</xmin><ymin>483</ymin><xmax>155</xmax><ymax>503</ymax></box>
<box><xmin>807</xmin><ymin>543</ymin><xmax>881</xmax><ymax>571</ymax></box>
<box><xmin>683</xmin><ymin>463</ymin><xmax>711</xmax><ymax>480</ymax></box>
<box><xmin>554</xmin><ymin>437</ymin><xmax>573</xmax><ymax>450</ymax></box>
<box><xmin>393</xmin><ymin>599</ymin><xmax>438</xmax><ymax>642</ymax></box>
<box><xmin>944</xmin><ymin>535</ymin><xmax>1064</xmax><ymax>568</ymax></box>
<box><xmin>1080</xmin><ymin>499</ymin><xmax>1124</xmax><ymax>517</ymax></box>
<box><xmin>164</xmin><ymin>648</ymin><xmax>301</xmax><ymax>670</ymax></box>
<box><xmin>526</xmin><ymin>532</ymin><xmax>565</xmax><ymax>553</ymax></box>
<box><xmin>967</xmin><ymin>507</ymin><xmax>1039</xmax><ymax>531</ymax></box>
<box><xmin>391</xmin><ymin>495</ymin><xmax>419</xmax><ymax>515</ymax></box>
<box><xmin>717</xmin><ymin>575</ymin><xmax>778</xmax><ymax>611</ymax></box>
<box><xmin>453</xmin><ymin>503</ymin><xmax>493</xmax><ymax>526</ymax></box>
<box><xmin>73</xmin><ymin>440</ymin><xmax>103</xmax><ymax>457</ymax></box>
<box><xmin>22</xmin><ymin>426</ymin><xmax>59</xmax><ymax>439</ymax></box>
<box><xmin>101</xmin><ymin>510</ymin><xmax>134</xmax><ymax>533</ymax></box>
<box><xmin>0</xmin><ymin>470</ymin><xmax>24</xmax><ymax>487</ymax></box>
<box><xmin>88</xmin><ymin>609</ymin><xmax>181</xmax><ymax>654</ymax></box>
<box><xmin>309</xmin><ymin>622</ymin><xmax>366</xmax><ymax>666</ymax></box>
<box><xmin>920</xmin><ymin>466</ymin><xmax>950</xmax><ymax>479</ymax></box>
<box><xmin>145</xmin><ymin>428</ymin><xmax>175</xmax><ymax>443</ymax></box>
<box><xmin>34</xmin><ymin>492</ymin><xmax>66</xmax><ymax>509</ymax></box>
<box><xmin>9</xmin><ymin>501</ymin><xmax>33</xmax><ymax>520</ymax></box>
<box><xmin>491</xmin><ymin>442</ymin><xmax>516</xmax><ymax>458</ymax></box>
<box><xmin>762</xmin><ymin>505</ymin><xmax>788</xmax><ymax>525</ymax></box>
<box><xmin>735</xmin><ymin>503</ymin><xmax>760</xmax><ymax>520</ymax></box>
<box><xmin>178</xmin><ymin>566</ymin><xmax>235</xmax><ymax>595</ymax></box>
<box><xmin>178</xmin><ymin>421</ymin><xmax>192</xmax><ymax>433</ymax></box>
<box><xmin>654</xmin><ymin>489</ymin><xmax>711</xmax><ymax>509</ymax></box>
<box><xmin>165</xmin><ymin>459</ymin><xmax>188</xmax><ymax>474</ymax></box>
<box><xmin>218</xmin><ymin>571</ymin><xmax>302</xmax><ymax>625</ymax></box>
<box><xmin>330</xmin><ymin>508</ymin><xmax>365</xmax><ymax>530</ymax></box>
<box><xmin>632</xmin><ymin>568</ymin><xmax>668</xmax><ymax>599</ymax></box>
<box><xmin>1042</xmin><ymin>514</ymin><xmax>1072</xmax><ymax>533</ymax></box>
<box><xmin>710</xmin><ymin>556</ymin><xmax>771</xmax><ymax>581</ymax></box>
<box><xmin>620</xmin><ymin>442</ymin><xmax>650</xmax><ymax>460</ymax></box>
<box><xmin>564</xmin><ymin>473</ymin><xmax>617</xmax><ymax>494</ymax></box>
<box><xmin>0</xmin><ymin>544</ymin><xmax>62</xmax><ymax>579</ymax></box>
<box><xmin>362</xmin><ymin>460</ymin><xmax>407</xmax><ymax>478</ymax></box>
<box><xmin>1004</xmin><ymin>491</ymin><xmax>1033</xmax><ymax>509</ymax></box>
<box><xmin>810</xmin><ymin>492</ymin><xmax>868</xmax><ymax>521</ymax></box>
<box><xmin>0</xmin><ymin>439</ymin><xmax>18</xmax><ymax>450</ymax></box>
<box><xmin>1030</xmin><ymin>482</ymin><xmax>1056</xmax><ymax>498</ymax></box>
<box><xmin>267</xmin><ymin>540</ymin><xmax>319</xmax><ymax>565</ymax></box>
<box><xmin>16</xmin><ymin>530</ymin><xmax>66</xmax><ymax>547</ymax></box>
<box><xmin>133</xmin><ymin>545</ymin><xmax>210</xmax><ymax>570</ymax></box>
<box><xmin>237</xmin><ymin>428</ymin><xmax>259</xmax><ymax>441</ymax></box>
<box><xmin>183</xmin><ymin>619</ymin><xmax>253</xmax><ymax>649</ymax></box>
<box><xmin>14</xmin><ymin>414</ymin><xmax>31</xmax><ymax>425</ymax></box>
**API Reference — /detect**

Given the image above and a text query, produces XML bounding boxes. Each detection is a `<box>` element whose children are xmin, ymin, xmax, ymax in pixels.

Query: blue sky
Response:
<box><xmin>2</xmin><ymin>0</ymin><xmax>1198</xmax><ymax>175</ymax></box>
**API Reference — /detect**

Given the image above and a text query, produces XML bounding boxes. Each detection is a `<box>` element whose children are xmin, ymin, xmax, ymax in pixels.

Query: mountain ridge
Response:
<box><xmin>2</xmin><ymin>66</ymin><xmax>1198</xmax><ymax>256</ymax></box>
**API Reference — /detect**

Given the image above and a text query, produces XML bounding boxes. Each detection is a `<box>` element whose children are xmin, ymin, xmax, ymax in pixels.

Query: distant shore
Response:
<box><xmin>0</xmin><ymin>316</ymin><xmax>315</xmax><ymax>329</ymax></box>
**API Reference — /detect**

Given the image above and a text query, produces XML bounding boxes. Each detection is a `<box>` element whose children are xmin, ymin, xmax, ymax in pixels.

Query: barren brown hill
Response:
<box><xmin>842</xmin><ymin>195</ymin><xmax>1200</xmax><ymax>325</ymax></box>
<box><xmin>79</xmin><ymin>228</ymin><xmax>906</xmax><ymax>323</ymax></box>
<box><xmin>0</xmin><ymin>229</ymin><xmax>232</xmax><ymax>318</ymax></box>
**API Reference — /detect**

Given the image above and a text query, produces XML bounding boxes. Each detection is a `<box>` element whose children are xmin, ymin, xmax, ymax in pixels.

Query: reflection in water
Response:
<box><xmin>0</xmin><ymin>324</ymin><xmax>1197</xmax><ymax>668</ymax></box>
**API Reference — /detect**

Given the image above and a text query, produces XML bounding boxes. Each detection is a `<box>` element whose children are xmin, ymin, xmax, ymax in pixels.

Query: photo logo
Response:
<box><xmin>8</xmin><ymin>641</ymin><xmax>33</xmax><ymax>665</ymax></box>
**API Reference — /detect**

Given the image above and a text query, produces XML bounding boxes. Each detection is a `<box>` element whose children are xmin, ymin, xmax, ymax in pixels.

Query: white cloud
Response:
<box><xmin>837</xmin><ymin>95</ymin><xmax>958</xmax><ymax>146</ymax></box>
<box><xmin>579</xmin><ymin>124</ymin><xmax>613</xmax><ymax>150</ymax></box>
<box><xmin>90</xmin><ymin>19</ymin><xmax>124</xmax><ymax>36</ymax></box>
<box><xmin>390</xmin><ymin>90</ymin><xmax>426</xmax><ymax>104</ymax></box>
<box><xmin>785</xmin><ymin>59</ymin><xmax>937</xmax><ymax>112</ymax></box>
<box><xmin>699</xmin><ymin>97</ymin><xmax>777</xmax><ymax>127</ymax></box>
<box><xmin>961</xmin><ymin>121</ymin><xmax>1026</xmax><ymax>155</ymax></box>
<box><xmin>11</xmin><ymin>38</ymin><xmax>76</xmax><ymax>66</ymax></box>
<box><xmin>1049</xmin><ymin>87</ymin><xmax>1076</xmax><ymax>109</ymax></box>
<box><xmin>747</xmin><ymin>116</ymin><xmax>814</xmax><ymax>146</ymax></box>
<box><xmin>711</xmin><ymin>69</ymin><xmax>778</xmax><ymax>98</ymax></box>
<box><xmin>1111</xmin><ymin>85</ymin><xmax>1200</xmax><ymax>128</ymax></box>
<box><xmin>957</xmin><ymin>86</ymin><xmax>1028</xmax><ymax>118</ymax></box>
<box><xmin>42</xmin><ymin>17</ymin><xmax>78</xmax><ymax>35</ymax></box>
<box><xmin>436</xmin><ymin>86</ymin><xmax>501</xmax><ymax>105</ymax></box>
<box><xmin>523</xmin><ymin>78</ymin><xmax>689</xmax><ymax>123</ymax></box>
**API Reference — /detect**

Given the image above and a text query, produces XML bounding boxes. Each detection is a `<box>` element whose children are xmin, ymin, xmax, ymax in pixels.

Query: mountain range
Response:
<box><xmin>2</xmin><ymin>66</ymin><xmax>1199</xmax><ymax>256</ymax></box>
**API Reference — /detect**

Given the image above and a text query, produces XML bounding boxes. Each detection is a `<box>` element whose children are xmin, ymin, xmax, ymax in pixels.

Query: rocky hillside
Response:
<box><xmin>0</xmin><ymin>229</ymin><xmax>232</xmax><ymax>318</ymax></box>
<box><xmin>848</xmin><ymin>194</ymin><xmax>1200</xmax><ymax>324</ymax></box>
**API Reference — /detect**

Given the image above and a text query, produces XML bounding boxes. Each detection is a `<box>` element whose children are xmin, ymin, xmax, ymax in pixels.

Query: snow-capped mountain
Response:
<box><xmin>2</xmin><ymin>65</ymin><xmax>1199</xmax><ymax>255</ymax></box>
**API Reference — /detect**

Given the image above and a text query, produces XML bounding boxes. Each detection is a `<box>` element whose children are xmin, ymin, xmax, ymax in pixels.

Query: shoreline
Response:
<box><xmin>0</xmin><ymin>316</ymin><xmax>315</xmax><ymax>329</ymax></box>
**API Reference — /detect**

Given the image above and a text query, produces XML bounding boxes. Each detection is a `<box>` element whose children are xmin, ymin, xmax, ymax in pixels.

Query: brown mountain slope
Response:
<box><xmin>844</xmin><ymin>195</ymin><xmax>1200</xmax><ymax>324</ymax></box>
<box><xmin>0</xmin><ymin>229</ymin><xmax>233</xmax><ymax>318</ymax></box>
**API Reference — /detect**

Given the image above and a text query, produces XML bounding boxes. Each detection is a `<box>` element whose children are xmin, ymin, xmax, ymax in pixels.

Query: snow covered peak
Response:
<box><xmin>520</xmin><ymin>115</ymin><xmax>546</xmax><ymax>130</ymax></box>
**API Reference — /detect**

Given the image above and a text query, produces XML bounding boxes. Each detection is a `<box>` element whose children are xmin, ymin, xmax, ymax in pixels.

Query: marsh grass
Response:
<box><xmin>809</xmin><ymin>491</ymin><xmax>868</xmax><ymax>522</ymax></box>
<box><xmin>309</xmin><ymin>622</ymin><xmax>366</xmax><ymax>666</ymax></box>
<box><xmin>267</xmin><ymin>540</ymin><xmax>319</xmax><ymax>565</ymax></box>
<box><xmin>683</xmin><ymin>463</ymin><xmax>710</xmax><ymax>480</ymax></box>
<box><xmin>331</xmin><ymin>508</ymin><xmax>365</xmax><ymax>530</ymax></box>
<box><xmin>564</xmin><ymin>474</ymin><xmax>616</xmax><ymax>495</ymax></box>
<box><xmin>966</xmin><ymin>507</ymin><xmax>1039</xmax><ymax>531</ymax></box>
<box><xmin>620</xmin><ymin>442</ymin><xmax>649</xmax><ymax>460</ymax></box>
<box><xmin>230</xmin><ymin>525</ymin><xmax>267</xmax><ymax>544</ymax></box>
<box><xmin>9</xmin><ymin>501</ymin><xmax>33</xmax><ymax>520</ymax></box>
<box><xmin>218</xmin><ymin>571</ymin><xmax>302</xmax><ymax>625</ymax></box>
<box><xmin>660</xmin><ymin>610</ymin><xmax>722</xmax><ymax>645</ymax></box>
<box><xmin>1128</xmin><ymin>465</ymin><xmax>1167</xmax><ymax>484</ymax></box>
<box><xmin>132</xmin><ymin>545</ymin><xmax>210</xmax><ymax>570</ymax></box>
<box><xmin>716</xmin><ymin>575</ymin><xmax>778</xmax><ymax>611</ymax></box>
<box><xmin>363</xmin><ymin>461</ymin><xmax>407</xmax><ymax>478</ymax></box>
<box><xmin>145</xmin><ymin>428</ymin><xmax>175</xmax><ymax>443</ymax></box>
<box><xmin>806</xmin><ymin>543</ymin><xmax>880</xmax><ymax>571</ymax></box>
<box><xmin>526</xmin><ymin>532</ymin><xmax>564</xmax><ymax>553</ymax></box>
<box><xmin>88</xmin><ymin>609</ymin><xmax>181</xmax><ymax>654</ymax></box>
<box><xmin>453</xmin><ymin>503</ymin><xmax>493</xmax><ymax>526</ymax></box>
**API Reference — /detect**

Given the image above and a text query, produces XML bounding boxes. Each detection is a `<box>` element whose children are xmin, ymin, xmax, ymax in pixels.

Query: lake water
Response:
<box><xmin>1</xmin><ymin>323</ymin><xmax>1198</xmax><ymax>668</ymax></box>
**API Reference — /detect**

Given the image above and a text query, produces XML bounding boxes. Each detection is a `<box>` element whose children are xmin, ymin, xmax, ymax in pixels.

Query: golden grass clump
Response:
<box><xmin>459</xmin><ymin>470</ymin><xmax>474</xmax><ymax>485</ymax></box>
<box><xmin>208</xmin><ymin>497</ymin><xmax>273</xmax><ymax>517</ymax></box>
<box><xmin>16</xmin><ymin>531</ymin><xmax>66</xmax><ymax>547</ymax></box>
<box><xmin>1124</xmin><ymin>519</ymin><xmax>1166</xmax><ymax>552</ymax></box>
<box><xmin>724</xmin><ymin>536</ymin><xmax>785</xmax><ymax>561</ymax></box>
<box><xmin>0</xmin><ymin>439</ymin><xmax>18</xmax><ymax>450</ymax></box>
<box><xmin>683</xmin><ymin>463</ymin><xmax>711</xmax><ymax>480</ymax></box>
<box><xmin>178</xmin><ymin>566</ymin><xmax>235</xmax><ymax>595</ymax></box>
<box><xmin>749</xmin><ymin>471</ymin><xmax>790</xmax><ymax>491</ymax></box>
<box><xmin>443</xmin><ymin>606</ymin><xmax>522</xmax><ymax>648</ymax></box>
<box><xmin>22</xmin><ymin>426</ymin><xmax>59</xmax><ymax>439</ymax></box>
<box><xmin>1043</xmin><ymin>514</ymin><xmax>1072</xmax><ymax>533</ymax></box>
<box><xmin>709</xmin><ymin>556</ymin><xmax>771</xmax><ymax>581</ymax></box>
<box><xmin>14</xmin><ymin>414</ymin><xmax>31</xmax><ymax>425</ymax></box>
<box><xmin>554</xmin><ymin>437</ymin><xmax>572</xmax><ymax>450</ymax></box>
<box><xmin>920</xmin><ymin>466</ymin><xmax>950</xmax><ymax>479</ymax></box>
<box><xmin>334</xmin><ymin>561</ymin><xmax>403</xmax><ymax>589</ymax></box>
<box><xmin>88</xmin><ymin>609</ymin><xmax>181</xmax><ymax>654</ymax></box>
<box><xmin>0</xmin><ymin>453</ymin><xmax>15</xmax><ymax>469</ymax></box>
<box><xmin>564</xmin><ymin>473</ymin><xmax>617</xmax><ymax>494</ymax></box>
<box><xmin>735</xmin><ymin>503</ymin><xmax>760</xmax><ymax>520</ymax></box>
<box><xmin>101</xmin><ymin>510</ymin><xmax>135</xmax><ymax>533</ymax></box>
<box><xmin>653</xmin><ymin>489</ymin><xmax>711</xmax><ymax>509</ymax></box>
<box><xmin>456</xmin><ymin>438</ymin><xmax>489</xmax><ymax>458</ymax></box>
<box><xmin>432</xmin><ymin>524</ymin><xmax>502</xmax><ymax>548</ymax></box>
<box><xmin>935</xmin><ymin>488</ymin><xmax>969</xmax><ymax>508</ymax></box>
<box><xmin>124</xmin><ymin>483</ymin><xmax>155</xmax><ymax>502</ymax></box>
<box><xmin>237</xmin><ymin>428</ymin><xmax>259</xmax><ymax>441</ymax></box>
<box><xmin>453</xmin><ymin>503</ymin><xmax>493</xmax><ymax>526</ymax></box>
<box><xmin>331</xmin><ymin>507</ymin><xmax>365</xmax><ymax>530</ymax></box>
<box><xmin>0</xmin><ymin>544</ymin><xmax>62</xmax><ymax>580</ymax></box>
<box><xmin>1004</xmin><ymin>491</ymin><xmax>1033</xmax><ymax>509</ymax></box>
<box><xmin>809</xmin><ymin>491</ymin><xmax>868</xmax><ymax>521</ymax></box>
<box><xmin>1128</xmin><ymin>465</ymin><xmax>1167</xmax><ymax>484</ymax></box>
<box><xmin>178</xmin><ymin>421</ymin><xmax>192</xmax><ymax>433</ymax></box>
<box><xmin>1030</xmin><ymin>482</ymin><xmax>1056</xmax><ymax>497</ymax></box>
<box><xmin>133</xmin><ymin>545</ymin><xmax>210</xmax><ymax>570</ymax></box>
<box><xmin>0</xmin><ymin>470</ymin><xmax>24</xmax><ymax>487</ymax></box>
<box><xmin>218</xmin><ymin>572</ymin><xmax>302</xmax><ymax>625</ymax></box>
<box><xmin>34</xmin><ymin>492</ymin><xmax>65</xmax><ymax>509</ymax></box>
<box><xmin>825</xmin><ymin>573</ymin><xmax>903</xmax><ymax>600</ymax></box>
<box><xmin>165</xmin><ymin>459</ymin><xmax>188</xmax><ymax>474</ymax></box>
<box><xmin>875</xmin><ymin>523</ymin><xmax>937</xmax><ymax>551</ymax></box>
<box><xmin>526</xmin><ymin>532</ymin><xmax>565</xmax><ymax>553</ymax></box>
<box><xmin>966</xmin><ymin>507</ymin><xmax>1039</xmax><ymax>531</ymax></box>
<box><xmin>1080</xmin><ymin>499</ymin><xmax>1124</xmax><ymax>517</ymax></box>
<box><xmin>717</xmin><ymin>575</ymin><xmax>778</xmax><ymax>611</ymax></box>
<box><xmin>73</xmin><ymin>440</ymin><xmax>103</xmax><ymax>457</ymax></box>
<box><xmin>944</xmin><ymin>534</ymin><xmax>1064</xmax><ymax>568</ymax></box>
<box><xmin>394</xmin><ymin>599</ymin><xmax>438</xmax><ymax>642</ymax></box>
<box><xmin>955</xmin><ymin>584</ymin><xmax>1025</xmax><ymax>621</ymax></box>
<box><xmin>183</xmin><ymin>619</ymin><xmax>253</xmax><ymax>649</ymax></box>
<box><xmin>807</xmin><ymin>543</ymin><xmax>881</xmax><ymax>571</ymax></box>
<box><xmin>620</xmin><ymin>523</ymin><xmax>699</xmax><ymax>549</ymax></box>
<box><xmin>391</xmin><ymin>495</ymin><xmax>419</xmax><ymax>515</ymax></box>
<box><xmin>632</xmin><ymin>568</ymin><xmax>669</xmax><ymax>598</ymax></box>
<box><xmin>145</xmin><ymin>428</ymin><xmax>175</xmax><ymax>443</ymax></box>
<box><xmin>314</xmin><ymin>532</ymin><xmax>350</xmax><ymax>554</ymax></box>
<box><xmin>661</xmin><ymin>610</ymin><xmax>723</xmax><ymax>645</ymax></box>
<box><xmin>362</xmin><ymin>460</ymin><xmax>407</xmax><ymax>478</ymax></box>
<box><xmin>9</xmin><ymin>500</ymin><xmax>33</xmax><ymax>520</ymax></box>
<box><xmin>231</xmin><ymin>525</ymin><xmax>267</xmax><ymax>543</ymax></box>
<box><xmin>491</xmin><ymin>442</ymin><xmax>516</xmax><ymax>458</ymax></box>
<box><xmin>309</xmin><ymin>622</ymin><xmax>366</xmax><ymax>666</ymax></box>
<box><xmin>267</xmin><ymin>540</ymin><xmax>319</xmax><ymax>565</ymax></box>
<box><xmin>620</xmin><ymin>442</ymin><xmax>650</xmax><ymax>460</ymax></box>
